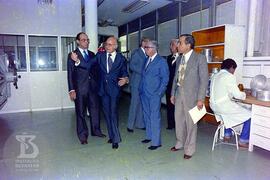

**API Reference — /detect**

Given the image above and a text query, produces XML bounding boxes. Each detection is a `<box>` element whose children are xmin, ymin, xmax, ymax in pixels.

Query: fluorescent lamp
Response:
<box><xmin>122</xmin><ymin>0</ymin><xmax>150</xmax><ymax>13</ymax></box>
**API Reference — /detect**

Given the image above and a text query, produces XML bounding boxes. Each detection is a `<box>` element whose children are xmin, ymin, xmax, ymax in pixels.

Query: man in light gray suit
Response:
<box><xmin>127</xmin><ymin>37</ymin><xmax>150</xmax><ymax>132</ymax></box>
<box><xmin>170</xmin><ymin>34</ymin><xmax>208</xmax><ymax>159</ymax></box>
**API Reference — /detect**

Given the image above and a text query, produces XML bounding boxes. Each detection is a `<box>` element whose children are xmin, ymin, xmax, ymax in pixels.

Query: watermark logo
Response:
<box><xmin>14</xmin><ymin>133</ymin><xmax>40</xmax><ymax>172</ymax></box>
<box><xmin>3</xmin><ymin>130</ymin><xmax>48</xmax><ymax>177</ymax></box>
<box><xmin>16</xmin><ymin>134</ymin><xmax>39</xmax><ymax>159</ymax></box>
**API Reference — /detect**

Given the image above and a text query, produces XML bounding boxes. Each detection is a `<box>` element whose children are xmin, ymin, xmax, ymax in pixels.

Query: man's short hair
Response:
<box><xmin>180</xmin><ymin>34</ymin><xmax>195</xmax><ymax>49</ymax></box>
<box><xmin>221</xmin><ymin>58</ymin><xmax>237</xmax><ymax>70</ymax></box>
<box><xmin>140</xmin><ymin>37</ymin><xmax>150</xmax><ymax>46</ymax></box>
<box><xmin>76</xmin><ymin>32</ymin><xmax>86</xmax><ymax>41</ymax></box>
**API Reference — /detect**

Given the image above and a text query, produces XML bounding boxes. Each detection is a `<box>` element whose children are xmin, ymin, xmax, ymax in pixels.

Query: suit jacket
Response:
<box><xmin>67</xmin><ymin>48</ymin><xmax>97</xmax><ymax>94</ymax></box>
<box><xmin>166</xmin><ymin>54</ymin><xmax>177</xmax><ymax>95</ymax></box>
<box><xmin>96</xmin><ymin>51</ymin><xmax>128</xmax><ymax>97</ymax></box>
<box><xmin>171</xmin><ymin>51</ymin><xmax>208</xmax><ymax>108</ymax></box>
<box><xmin>129</xmin><ymin>48</ymin><xmax>147</xmax><ymax>88</ymax></box>
<box><xmin>140</xmin><ymin>54</ymin><xmax>169</xmax><ymax>97</ymax></box>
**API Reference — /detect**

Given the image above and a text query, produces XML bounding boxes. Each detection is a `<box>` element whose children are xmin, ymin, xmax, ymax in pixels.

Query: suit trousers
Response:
<box><xmin>75</xmin><ymin>91</ymin><xmax>102</xmax><ymax>141</ymax></box>
<box><xmin>127</xmin><ymin>85</ymin><xmax>145</xmax><ymax>129</ymax></box>
<box><xmin>174</xmin><ymin>86</ymin><xmax>197</xmax><ymax>156</ymax></box>
<box><xmin>166</xmin><ymin>92</ymin><xmax>175</xmax><ymax>128</ymax></box>
<box><xmin>141</xmin><ymin>93</ymin><xmax>162</xmax><ymax>146</ymax></box>
<box><xmin>101</xmin><ymin>93</ymin><xmax>121</xmax><ymax>143</ymax></box>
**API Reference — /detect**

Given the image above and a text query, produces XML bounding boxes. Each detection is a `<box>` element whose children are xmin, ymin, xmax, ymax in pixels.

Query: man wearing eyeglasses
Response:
<box><xmin>71</xmin><ymin>36</ymin><xmax>129</xmax><ymax>149</ymax></box>
<box><xmin>140</xmin><ymin>40</ymin><xmax>169</xmax><ymax>150</ymax></box>
<box><xmin>127</xmin><ymin>37</ymin><xmax>150</xmax><ymax>133</ymax></box>
<box><xmin>67</xmin><ymin>32</ymin><xmax>105</xmax><ymax>145</ymax></box>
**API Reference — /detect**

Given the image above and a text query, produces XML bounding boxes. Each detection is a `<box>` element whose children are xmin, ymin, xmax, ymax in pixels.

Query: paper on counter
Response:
<box><xmin>188</xmin><ymin>105</ymin><xmax>207</xmax><ymax>124</ymax></box>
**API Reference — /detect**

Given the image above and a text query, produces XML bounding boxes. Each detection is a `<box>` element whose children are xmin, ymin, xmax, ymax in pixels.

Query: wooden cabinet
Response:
<box><xmin>249</xmin><ymin>104</ymin><xmax>270</xmax><ymax>152</ymax></box>
<box><xmin>192</xmin><ymin>24</ymin><xmax>245</xmax><ymax>124</ymax></box>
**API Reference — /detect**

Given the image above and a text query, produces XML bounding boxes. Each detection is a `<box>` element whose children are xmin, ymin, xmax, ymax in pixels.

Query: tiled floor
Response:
<box><xmin>0</xmin><ymin>94</ymin><xmax>270</xmax><ymax>180</ymax></box>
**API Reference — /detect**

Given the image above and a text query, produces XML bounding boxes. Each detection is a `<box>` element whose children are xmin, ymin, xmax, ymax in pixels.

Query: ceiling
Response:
<box><xmin>97</xmin><ymin>0</ymin><xmax>174</xmax><ymax>26</ymax></box>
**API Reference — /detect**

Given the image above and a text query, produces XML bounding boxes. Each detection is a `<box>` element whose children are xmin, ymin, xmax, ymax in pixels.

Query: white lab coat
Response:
<box><xmin>209</xmin><ymin>69</ymin><xmax>251</xmax><ymax>128</ymax></box>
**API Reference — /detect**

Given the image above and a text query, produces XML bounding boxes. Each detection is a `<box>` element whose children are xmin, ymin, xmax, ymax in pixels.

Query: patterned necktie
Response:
<box><xmin>83</xmin><ymin>50</ymin><xmax>89</xmax><ymax>61</ymax></box>
<box><xmin>172</xmin><ymin>55</ymin><xmax>176</xmax><ymax>65</ymax></box>
<box><xmin>178</xmin><ymin>55</ymin><xmax>186</xmax><ymax>86</ymax></box>
<box><xmin>108</xmin><ymin>53</ymin><xmax>113</xmax><ymax>72</ymax></box>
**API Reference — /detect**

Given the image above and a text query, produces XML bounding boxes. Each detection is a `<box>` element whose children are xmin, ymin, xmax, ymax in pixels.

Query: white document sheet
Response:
<box><xmin>188</xmin><ymin>105</ymin><xmax>207</xmax><ymax>124</ymax></box>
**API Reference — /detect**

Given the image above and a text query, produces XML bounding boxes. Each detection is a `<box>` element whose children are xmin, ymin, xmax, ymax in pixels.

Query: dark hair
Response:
<box><xmin>221</xmin><ymin>58</ymin><xmax>237</xmax><ymax>70</ymax></box>
<box><xmin>76</xmin><ymin>32</ymin><xmax>86</xmax><ymax>41</ymax></box>
<box><xmin>180</xmin><ymin>34</ymin><xmax>195</xmax><ymax>49</ymax></box>
<box><xmin>140</xmin><ymin>37</ymin><xmax>150</xmax><ymax>46</ymax></box>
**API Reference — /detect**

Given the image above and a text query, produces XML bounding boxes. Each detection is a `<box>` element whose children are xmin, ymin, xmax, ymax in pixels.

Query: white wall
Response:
<box><xmin>0</xmin><ymin>0</ymin><xmax>80</xmax><ymax>113</ymax></box>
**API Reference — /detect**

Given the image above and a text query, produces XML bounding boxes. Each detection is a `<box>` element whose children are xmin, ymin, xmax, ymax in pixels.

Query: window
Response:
<box><xmin>119</xmin><ymin>35</ymin><xmax>127</xmax><ymax>59</ymax></box>
<box><xmin>29</xmin><ymin>36</ymin><xmax>58</xmax><ymax>71</ymax></box>
<box><xmin>141</xmin><ymin>26</ymin><xmax>155</xmax><ymax>40</ymax></box>
<box><xmin>0</xmin><ymin>35</ymin><xmax>26</xmax><ymax>71</ymax></box>
<box><xmin>181</xmin><ymin>9</ymin><xmax>209</xmax><ymax>34</ymax></box>
<box><xmin>216</xmin><ymin>1</ymin><xmax>235</xmax><ymax>25</ymax></box>
<box><xmin>128</xmin><ymin>31</ymin><xmax>139</xmax><ymax>59</ymax></box>
<box><xmin>158</xmin><ymin>19</ymin><xmax>178</xmax><ymax>56</ymax></box>
<box><xmin>61</xmin><ymin>37</ymin><xmax>76</xmax><ymax>71</ymax></box>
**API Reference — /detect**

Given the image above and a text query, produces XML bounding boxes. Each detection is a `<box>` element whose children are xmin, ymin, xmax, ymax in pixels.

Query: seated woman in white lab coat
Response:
<box><xmin>209</xmin><ymin>58</ymin><xmax>251</xmax><ymax>148</ymax></box>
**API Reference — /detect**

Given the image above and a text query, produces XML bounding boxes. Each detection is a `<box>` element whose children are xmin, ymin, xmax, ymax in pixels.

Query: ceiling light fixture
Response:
<box><xmin>122</xmin><ymin>0</ymin><xmax>150</xmax><ymax>13</ymax></box>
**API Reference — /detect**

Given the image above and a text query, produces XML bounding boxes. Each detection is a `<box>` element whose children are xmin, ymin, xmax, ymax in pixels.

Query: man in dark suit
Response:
<box><xmin>71</xmin><ymin>36</ymin><xmax>129</xmax><ymax>149</ymax></box>
<box><xmin>97</xmin><ymin>36</ymin><xmax>129</xmax><ymax>149</ymax></box>
<box><xmin>140</xmin><ymin>40</ymin><xmax>169</xmax><ymax>150</ymax></box>
<box><xmin>67</xmin><ymin>32</ymin><xmax>105</xmax><ymax>145</ymax></box>
<box><xmin>170</xmin><ymin>34</ymin><xmax>208</xmax><ymax>159</ymax></box>
<box><xmin>127</xmin><ymin>37</ymin><xmax>149</xmax><ymax>132</ymax></box>
<box><xmin>166</xmin><ymin>39</ymin><xmax>179</xmax><ymax>130</ymax></box>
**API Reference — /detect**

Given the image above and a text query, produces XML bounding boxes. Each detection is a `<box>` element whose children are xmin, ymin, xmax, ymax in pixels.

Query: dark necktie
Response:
<box><xmin>145</xmin><ymin>58</ymin><xmax>152</xmax><ymax>70</ymax></box>
<box><xmin>83</xmin><ymin>50</ymin><xmax>89</xmax><ymax>61</ymax></box>
<box><xmin>108</xmin><ymin>53</ymin><xmax>113</xmax><ymax>72</ymax></box>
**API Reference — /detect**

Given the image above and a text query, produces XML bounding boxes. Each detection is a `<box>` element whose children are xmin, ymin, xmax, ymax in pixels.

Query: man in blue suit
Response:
<box><xmin>96</xmin><ymin>36</ymin><xmax>129</xmax><ymax>149</ymax></box>
<box><xmin>71</xmin><ymin>36</ymin><xmax>129</xmax><ymax>149</ymax></box>
<box><xmin>127</xmin><ymin>37</ymin><xmax>149</xmax><ymax>132</ymax></box>
<box><xmin>140</xmin><ymin>40</ymin><xmax>169</xmax><ymax>150</ymax></box>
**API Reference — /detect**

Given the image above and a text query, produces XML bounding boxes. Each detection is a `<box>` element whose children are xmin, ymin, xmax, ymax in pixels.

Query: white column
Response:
<box><xmin>246</xmin><ymin>0</ymin><xmax>257</xmax><ymax>57</ymax></box>
<box><xmin>234</xmin><ymin>0</ymin><xmax>249</xmax><ymax>56</ymax></box>
<box><xmin>85</xmin><ymin>0</ymin><xmax>98</xmax><ymax>53</ymax></box>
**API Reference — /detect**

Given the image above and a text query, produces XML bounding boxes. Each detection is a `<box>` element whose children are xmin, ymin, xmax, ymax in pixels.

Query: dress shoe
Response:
<box><xmin>107</xmin><ymin>139</ymin><xmax>112</xmax><ymax>144</ymax></box>
<box><xmin>112</xmin><ymin>143</ymin><xmax>119</xmax><ymax>149</ymax></box>
<box><xmin>238</xmin><ymin>142</ymin><xmax>249</xmax><ymax>148</ymax></box>
<box><xmin>127</xmin><ymin>128</ymin><xmax>134</xmax><ymax>133</ymax></box>
<box><xmin>92</xmin><ymin>133</ymin><xmax>106</xmax><ymax>138</ymax></box>
<box><xmin>170</xmin><ymin>146</ymin><xmax>180</xmax><ymax>152</ymax></box>
<box><xmin>141</xmin><ymin>139</ymin><xmax>151</xmax><ymax>143</ymax></box>
<box><xmin>148</xmin><ymin>145</ymin><xmax>161</xmax><ymax>150</ymax></box>
<box><xmin>183</xmin><ymin>154</ymin><xmax>192</xmax><ymax>159</ymax></box>
<box><xmin>80</xmin><ymin>140</ymin><xmax>88</xmax><ymax>145</ymax></box>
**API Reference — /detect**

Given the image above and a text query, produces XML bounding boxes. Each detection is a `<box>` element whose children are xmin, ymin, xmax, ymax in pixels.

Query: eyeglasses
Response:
<box><xmin>144</xmin><ymin>46</ymin><xmax>155</xmax><ymax>49</ymax></box>
<box><xmin>105</xmin><ymin>43</ymin><xmax>116</xmax><ymax>47</ymax></box>
<box><xmin>80</xmin><ymin>39</ymin><xmax>89</xmax><ymax>42</ymax></box>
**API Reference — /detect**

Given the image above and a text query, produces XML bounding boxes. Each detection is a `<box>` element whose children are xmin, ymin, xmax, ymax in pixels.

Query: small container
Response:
<box><xmin>256</xmin><ymin>90</ymin><xmax>270</xmax><ymax>101</ymax></box>
<box><xmin>201</xmin><ymin>49</ymin><xmax>213</xmax><ymax>62</ymax></box>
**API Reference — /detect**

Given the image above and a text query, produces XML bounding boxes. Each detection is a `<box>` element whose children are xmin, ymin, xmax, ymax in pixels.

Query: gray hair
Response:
<box><xmin>148</xmin><ymin>40</ymin><xmax>158</xmax><ymax>50</ymax></box>
<box><xmin>170</xmin><ymin>39</ymin><xmax>179</xmax><ymax>45</ymax></box>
